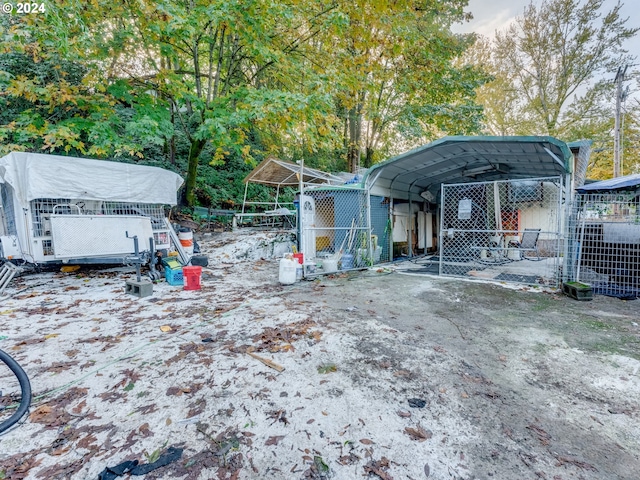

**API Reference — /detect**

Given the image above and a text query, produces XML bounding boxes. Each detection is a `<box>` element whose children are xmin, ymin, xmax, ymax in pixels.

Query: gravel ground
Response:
<box><xmin>0</xmin><ymin>230</ymin><xmax>638</xmax><ymax>480</ymax></box>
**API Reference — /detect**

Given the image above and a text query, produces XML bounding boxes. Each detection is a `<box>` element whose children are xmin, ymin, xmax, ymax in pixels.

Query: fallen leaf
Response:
<box><xmin>338</xmin><ymin>453</ymin><xmax>360</xmax><ymax>465</ymax></box>
<box><xmin>265</xmin><ymin>435</ymin><xmax>285</xmax><ymax>446</ymax></box>
<box><xmin>72</xmin><ymin>400</ymin><xmax>87</xmax><ymax>415</ymax></box>
<box><xmin>397</xmin><ymin>410</ymin><xmax>411</xmax><ymax>418</ymax></box>
<box><xmin>404</xmin><ymin>426</ymin><xmax>433</xmax><ymax>442</ymax></box>
<box><xmin>44</xmin><ymin>333</ymin><xmax>60</xmax><ymax>340</ymax></box>
<box><xmin>160</xmin><ymin>325</ymin><xmax>172</xmax><ymax>332</ymax></box>
<box><xmin>363</xmin><ymin>457</ymin><xmax>393</xmax><ymax>480</ymax></box>
<box><xmin>359</xmin><ymin>438</ymin><xmax>374</xmax><ymax>445</ymax></box>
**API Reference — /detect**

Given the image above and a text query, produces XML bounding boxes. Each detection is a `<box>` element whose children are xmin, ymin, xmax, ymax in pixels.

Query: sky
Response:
<box><xmin>452</xmin><ymin>0</ymin><xmax>640</xmax><ymax>81</ymax></box>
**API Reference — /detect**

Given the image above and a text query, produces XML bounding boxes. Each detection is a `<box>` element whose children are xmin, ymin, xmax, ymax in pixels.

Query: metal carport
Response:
<box><xmin>359</xmin><ymin>136</ymin><xmax>578</xmax><ymax>287</ymax></box>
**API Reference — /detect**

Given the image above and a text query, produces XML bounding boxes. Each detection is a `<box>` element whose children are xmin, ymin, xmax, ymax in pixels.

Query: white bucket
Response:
<box><xmin>507</xmin><ymin>249</ymin><xmax>521</xmax><ymax>261</ymax></box>
<box><xmin>279</xmin><ymin>256</ymin><xmax>297</xmax><ymax>284</ymax></box>
<box><xmin>178</xmin><ymin>229</ymin><xmax>194</xmax><ymax>255</ymax></box>
<box><xmin>323</xmin><ymin>258</ymin><xmax>338</xmax><ymax>273</ymax></box>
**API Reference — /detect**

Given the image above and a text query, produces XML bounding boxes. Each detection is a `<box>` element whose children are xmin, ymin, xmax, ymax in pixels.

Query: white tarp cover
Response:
<box><xmin>0</xmin><ymin>152</ymin><xmax>183</xmax><ymax>205</ymax></box>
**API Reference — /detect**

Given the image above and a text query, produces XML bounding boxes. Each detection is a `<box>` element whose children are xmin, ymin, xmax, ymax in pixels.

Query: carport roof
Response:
<box><xmin>576</xmin><ymin>173</ymin><xmax>640</xmax><ymax>193</ymax></box>
<box><xmin>364</xmin><ymin>136</ymin><xmax>572</xmax><ymax>198</ymax></box>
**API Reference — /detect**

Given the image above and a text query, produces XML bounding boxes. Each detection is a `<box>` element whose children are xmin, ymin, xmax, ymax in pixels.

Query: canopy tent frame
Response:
<box><xmin>237</xmin><ymin>156</ymin><xmax>344</xmax><ymax>228</ymax></box>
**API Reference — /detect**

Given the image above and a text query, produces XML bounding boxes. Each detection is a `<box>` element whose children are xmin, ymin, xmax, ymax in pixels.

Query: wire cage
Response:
<box><xmin>27</xmin><ymin>198</ymin><xmax>170</xmax><ymax>260</ymax></box>
<box><xmin>300</xmin><ymin>187</ymin><xmax>376</xmax><ymax>275</ymax></box>
<box><xmin>567</xmin><ymin>191</ymin><xmax>640</xmax><ymax>299</ymax></box>
<box><xmin>439</xmin><ymin>176</ymin><xmax>565</xmax><ymax>286</ymax></box>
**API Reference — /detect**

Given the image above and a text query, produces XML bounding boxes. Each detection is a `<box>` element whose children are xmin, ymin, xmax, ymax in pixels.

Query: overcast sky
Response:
<box><xmin>453</xmin><ymin>0</ymin><xmax>639</xmax><ymax>80</ymax></box>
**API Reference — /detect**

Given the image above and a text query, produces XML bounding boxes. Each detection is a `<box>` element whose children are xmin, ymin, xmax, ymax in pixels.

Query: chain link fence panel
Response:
<box><xmin>567</xmin><ymin>192</ymin><xmax>640</xmax><ymax>299</ymax></box>
<box><xmin>440</xmin><ymin>177</ymin><xmax>564</xmax><ymax>287</ymax></box>
<box><xmin>301</xmin><ymin>188</ymin><xmax>373</xmax><ymax>276</ymax></box>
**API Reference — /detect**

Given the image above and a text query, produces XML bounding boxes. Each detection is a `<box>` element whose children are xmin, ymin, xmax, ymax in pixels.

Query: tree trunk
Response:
<box><xmin>169</xmin><ymin>105</ymin><xmax>176</xmax><ymax>164</ymax></box>
<box><xmin>347</xmin><ymin>106</ymin><xmax>361</xmax><ymax>173</ymax></box>
<box><xmin>363</xmin><ymin>146</ymin><xmax>374</xmax><ymax>169</ymax></box>
<box><xmin>184</xmin><ymin>138</ymin><xmax>207</xmax><ymax>206</ymax></box>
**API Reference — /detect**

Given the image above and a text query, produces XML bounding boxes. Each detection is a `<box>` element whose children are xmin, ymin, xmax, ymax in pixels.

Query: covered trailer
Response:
<box><xmin>0</xmin><ymin>152</ymin><xmax>183</xmax><ymax>265</ymax></box>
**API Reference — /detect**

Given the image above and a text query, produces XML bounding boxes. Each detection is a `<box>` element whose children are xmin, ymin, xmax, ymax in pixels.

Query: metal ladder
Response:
<box><xmin>0</xmin><ymin>261</ymin><xmax>21</xmax><ymax>297</ymax></box>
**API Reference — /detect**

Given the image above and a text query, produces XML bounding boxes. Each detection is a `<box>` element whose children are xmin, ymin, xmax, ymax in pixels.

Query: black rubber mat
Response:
<box><xmin>405</xmin><ymin>264</ymin><xmax>479</xmax><ymax>276</ymax></box>
<box><xmin>592</xmin><ymin>284</ymin><xmax>638</xmax><ymax>300</ymax></box>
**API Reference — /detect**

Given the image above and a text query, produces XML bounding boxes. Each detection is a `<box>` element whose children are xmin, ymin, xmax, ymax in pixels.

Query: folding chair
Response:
<box><xmin>509</xmin><ymin>228</ymin><xmax>542</xmax><ymax>261</ymax></box>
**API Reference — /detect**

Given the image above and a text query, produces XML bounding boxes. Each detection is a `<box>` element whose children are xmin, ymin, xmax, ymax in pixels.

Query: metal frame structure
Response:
<box><xmin>566</xmin><ymin>176</ymin><xmax>640</xmax><ymax>298</ymax></box>
<box><xmin>237</xmin><ymin>156</ymin><xmax>345</xmax><ymax>228</ymax></box>
<box><xmin>0</xmin><ymin>152</ymin><xmax>183</xmax><ymax>265</ymax></box>
<box><xmin>439</xmin><ymin>176</ymin><xmax>565</xmax><ymax>287</ymax></box>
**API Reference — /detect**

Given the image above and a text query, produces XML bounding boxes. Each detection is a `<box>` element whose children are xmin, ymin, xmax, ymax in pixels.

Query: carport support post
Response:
<box><xmin>298</xmin><ymin>156</ymin><xmax>304</xmax><ymax>267</ymax></box>
<box><xmin>561</xmin><ymin>174</ymin><xmax>571</xmax><ymax>283</ymax></box>
<box><xmin>389</xmin><ymin>197</ymin><xmax>394</xmax><ymax>261</ymax></box>
<box><xmin>407</xmin><ymin>200</ymin><xmax>413</xmax><ymax>258</ymax></box>
<box><xmin>439</xmin><ymin>184</ymin><xmax>445</xmax><ymax>276</ymax></box>
<box><xmin>366</xmin><ymin>190</ymin><xmax>373</xmax><ymax>265</ymax></box>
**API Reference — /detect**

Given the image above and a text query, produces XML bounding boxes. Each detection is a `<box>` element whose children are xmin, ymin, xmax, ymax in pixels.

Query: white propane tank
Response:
<box><xmin>279</xmin><ymin>256</ymin><xmax>297</xmax><ymax>285</ymax></box>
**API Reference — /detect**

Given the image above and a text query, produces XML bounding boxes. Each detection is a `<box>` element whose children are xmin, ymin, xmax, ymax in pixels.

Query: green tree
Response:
<box><xmin>2</xmin><ymin>0</ymin><xmax>489</xmax><ymax>206</ymax></box>
<box><xmin>315</xmin><ymin>0</ymin><xmax>486</xmax><ymax>171</ymax></box>
<box><xmin>0</xmin><ymin>15</ymin><xmax>172</xmax><ymax>157</ymax></box>
<box><xmin>478</xmin><ymin>0</ymin><xmax>637</xmax><ymax>138</ymax></box>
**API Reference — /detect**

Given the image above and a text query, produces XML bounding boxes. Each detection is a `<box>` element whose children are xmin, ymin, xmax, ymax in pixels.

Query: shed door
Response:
<box><xmin>300</xmin><ymin>195</ymin><xmax>316</xmax><ymax>259</ymax></box>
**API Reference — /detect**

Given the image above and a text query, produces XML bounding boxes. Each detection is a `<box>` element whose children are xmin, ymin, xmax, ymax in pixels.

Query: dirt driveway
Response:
<box><xmin>1</xmin><ymin>232</ymin><xmax>639</xmax><ymax>479</ymax></box>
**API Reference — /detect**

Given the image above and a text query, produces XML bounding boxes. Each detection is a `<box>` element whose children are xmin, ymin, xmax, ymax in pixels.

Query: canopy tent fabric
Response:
<box><xmin>576</xmin><ymin>173</ymin><xmax>640</xmax><ymax>193</ymax></box>
<box><xmin>363</xmin><ymin>136</ymin><xmax>573</xmax><ymax>199</ymax></box>
<box><xmin>243</xmin><ymin>156</ymin><xmax>343</xmax><ymax>187</ymax></box>
<box><xmin>0</xmin><ymin>152</ymin><xmax>184</xmax><ymax>205</ymax></box>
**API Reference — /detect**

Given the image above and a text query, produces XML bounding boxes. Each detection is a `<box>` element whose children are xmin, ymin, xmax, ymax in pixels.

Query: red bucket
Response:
<box><xmin>183</xmin><ymin>266</ymin><xmax>202</xmax><ymax>291</ymax></box>
<box><xmin>293</xmin><ymin>253</ymin><xmax>304</xmax><ymax>264</ymax></box>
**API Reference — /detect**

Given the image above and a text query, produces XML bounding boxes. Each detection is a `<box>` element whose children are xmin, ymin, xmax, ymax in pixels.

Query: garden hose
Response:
<box><xmin>0</xmin><ymin>348</ymin><xmax>32</xmax><ymax>434</ymax></box>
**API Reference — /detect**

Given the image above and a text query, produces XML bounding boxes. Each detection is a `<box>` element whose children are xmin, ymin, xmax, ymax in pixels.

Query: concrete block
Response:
<box><xmin>562</xmin><ymin>282</ymin><xmax>593</xmax><ymax>301</ymax></box>
<box><xmin>125</xmin><ymin>279</ymin><xmax>154</xmax><ymax>298</ymax></box>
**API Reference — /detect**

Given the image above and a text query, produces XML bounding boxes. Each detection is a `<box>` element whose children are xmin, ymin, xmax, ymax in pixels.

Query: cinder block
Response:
<box><xmin>562</xmin><ymin>282</ymin><xmax>593</xmax><ymax>301</ymax></box>
<box><xmin>125</xmin><ymin>279</ymin><xmax>154</xmax><ymax>298</ymax></box>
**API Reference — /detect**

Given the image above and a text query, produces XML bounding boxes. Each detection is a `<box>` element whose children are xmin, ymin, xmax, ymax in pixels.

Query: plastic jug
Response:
<box><xmin>279</xmin><ymin>256</ymin><xmax>297</xmax><ymax>285</ymax></box>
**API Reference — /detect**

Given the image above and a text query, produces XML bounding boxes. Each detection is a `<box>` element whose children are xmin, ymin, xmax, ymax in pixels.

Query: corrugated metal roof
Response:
<box><xmin>576</xmin><ymin>173</ymin><xmax>640</xmax><ymax>193</ymax></box>
<box><xmin>363</xmin><ymin>136</ymin><xmax>573</xmax><ymax>198</ymax></box>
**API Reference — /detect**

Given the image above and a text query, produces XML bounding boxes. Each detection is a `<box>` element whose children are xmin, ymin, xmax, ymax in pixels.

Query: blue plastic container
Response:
<box><xmin>341</xmin><ymin>253</ymin><xmax>354</xmax><ymax>270</ymax></box>
<box><xmin>165</xmin><ymin>266</ymin><xmax>184</xmax><ymax>286</ymax></box>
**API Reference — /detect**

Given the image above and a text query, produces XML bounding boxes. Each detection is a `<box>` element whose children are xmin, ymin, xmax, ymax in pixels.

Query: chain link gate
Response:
<box><xmin>439</xmin><ymin>177</ymin><xmax>564</xmax><ymax>286</ymax></box>
<box><xmin>300</xmin><ymin>188</ymin><xmax>373</xmax><ymax>276</ymax></box>
<box><xmin>566</xmin><ymin>192</ymin><xmax>640</xmax><ymax>299</ymax></box>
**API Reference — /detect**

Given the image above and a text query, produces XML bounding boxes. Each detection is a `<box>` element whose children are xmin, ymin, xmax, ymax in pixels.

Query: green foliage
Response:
<box><xmin>472</xmin><ymin>0</ymin><xmax>638</xmax><ymax>138</ymax></box>
<box><xmin>2</xmin><ymin>0</ymin><xmax>490</xmax><ymax>206</ymax></box>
